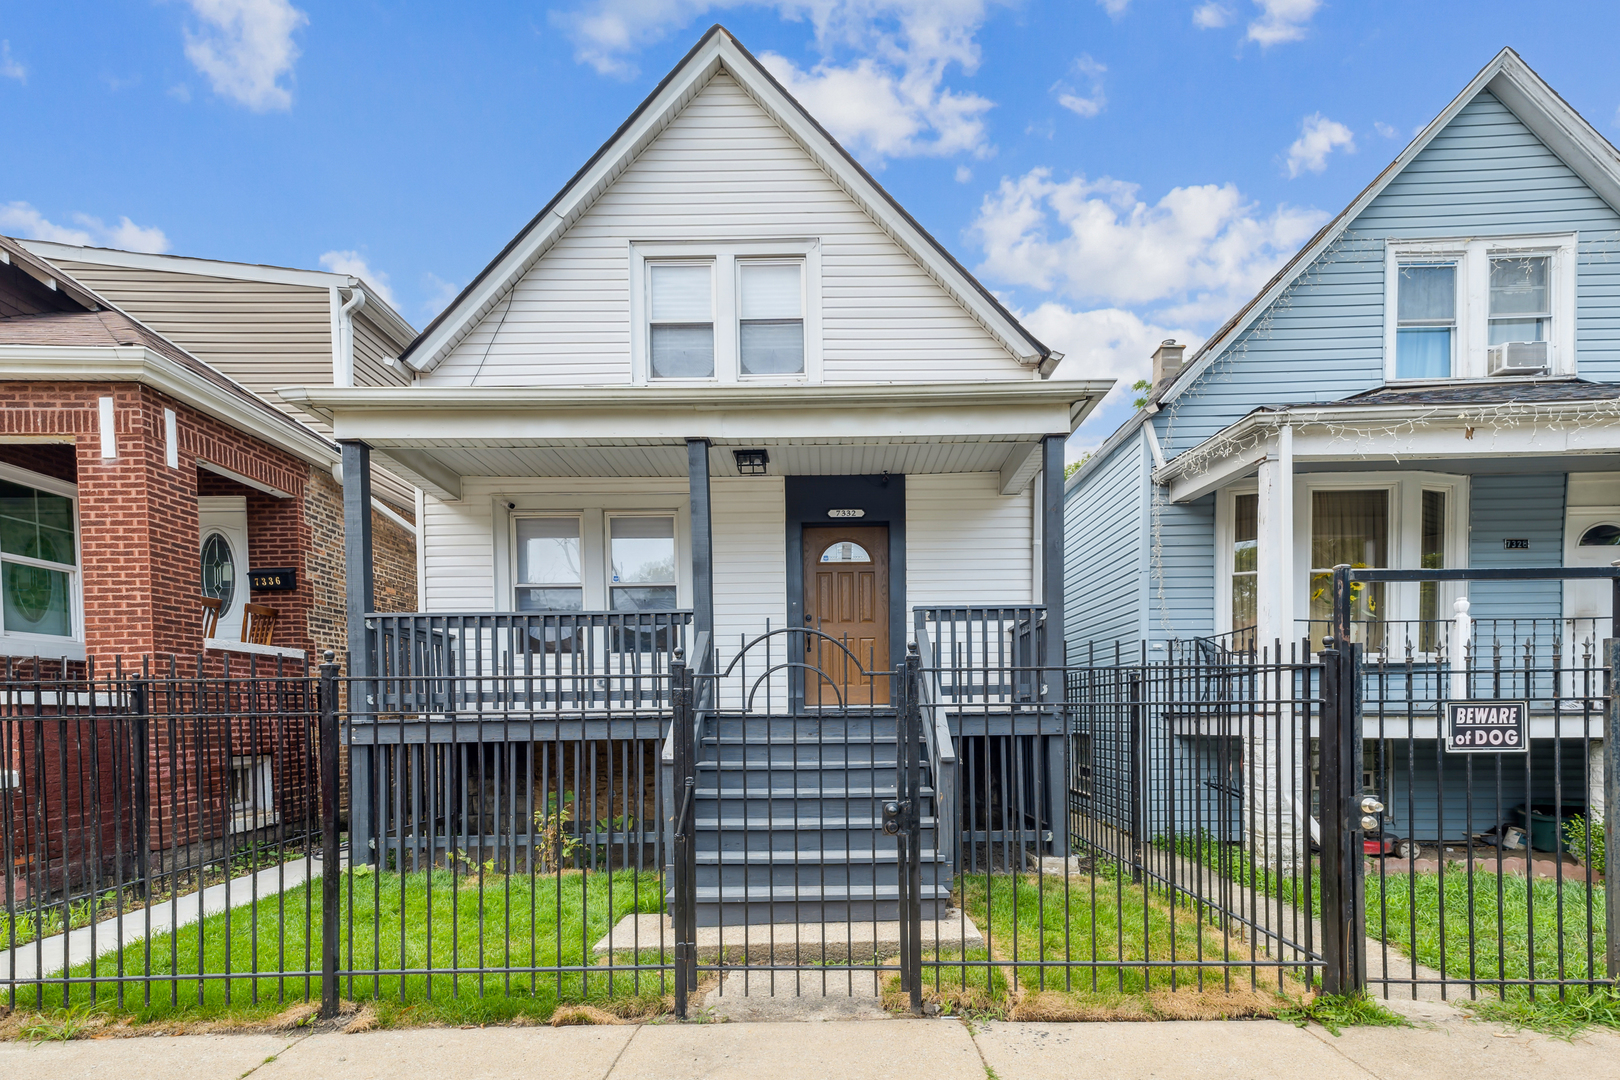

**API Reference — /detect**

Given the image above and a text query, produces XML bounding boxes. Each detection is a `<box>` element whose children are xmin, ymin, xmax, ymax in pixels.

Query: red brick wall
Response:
<box><xmin>0</xmin><ymin>442</ymin><xmax>76</xmax><ymax>482</ymax></box>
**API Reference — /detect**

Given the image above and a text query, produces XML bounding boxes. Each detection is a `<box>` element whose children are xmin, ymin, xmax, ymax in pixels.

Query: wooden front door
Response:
<box><xmin>803</xmin><ymin>526</ymin><xmax>889</xmax><ymax>707</ymax></box>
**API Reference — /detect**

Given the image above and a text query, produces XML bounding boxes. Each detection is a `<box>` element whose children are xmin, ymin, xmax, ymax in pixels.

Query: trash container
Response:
<box><xmin>1513</xmin><ymin>805</ymin><xmax>1583</xmax><ymax>854</ymax></box>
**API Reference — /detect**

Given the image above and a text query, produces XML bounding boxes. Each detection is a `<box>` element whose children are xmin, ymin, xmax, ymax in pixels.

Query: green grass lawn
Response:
<box><xmin>905</xmin><ymin>868</ymin><xmax>1302</xmax><ymax>1018</ymax></box>
<box><xmin>11</xmin><ymin>868</ymin><xmax>669</xmax><ymax>1026</ymax></box>
<box><xmin>1165</xmin><ymin>833</ymin><xmax>1610</xmax><ymax>1004</ymax></box>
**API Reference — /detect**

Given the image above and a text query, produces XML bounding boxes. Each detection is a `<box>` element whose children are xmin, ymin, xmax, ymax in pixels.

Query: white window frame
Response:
<box><xmin>228</xmin><ymin>754</ymin><xmax>278</xmax><ymax>834</ymax></box>
<box><xmin>510</xmin><ymin>512</ymin><xmax>587</xmax><ymax>612</ymax></box>
<box><xmin>0</xmin><ymin>460</ymin><xmax>86</xmax><ymax>661</ymax></box>
<box><xmin>1384</xmin><ymin>234</ymin><xmax>1577</xmax><ymax>381</ymax></box>
<box><xmin>629</xmin><ymin>239</ymin><xmax>822</xmax><ymax>385</ymax></box>
<box><xmin>605</xmin><ymin>512</ymin><xmax>681</xmax><ymax>612</ymax></box>
<box><xmin>495</xmin><ymin>493</ymin><xmax>692</xmax><ymax>612</ymax></box>
<box><xmin>1215</xmin><ymin>472</ymin><xmax>1469</xmax><ymax>640</ymax></box>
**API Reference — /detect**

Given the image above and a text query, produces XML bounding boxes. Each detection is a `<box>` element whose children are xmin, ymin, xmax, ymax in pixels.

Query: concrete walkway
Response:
<box><xmin>2</xmin><ymin>856</ymin><xmax>337</xmax><ymax>984</ymax></box>
<box><xmin>1</xmin><ymin>1007</ymin><xmax>1616</xmax><ymax>1080</ymax></box>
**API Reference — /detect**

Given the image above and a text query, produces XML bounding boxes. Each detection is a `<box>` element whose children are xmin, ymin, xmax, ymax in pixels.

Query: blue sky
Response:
<box><xmin>3</xmin><ymin>1</ymin><xmax>1618</xmax><ymax>455</ymax></box>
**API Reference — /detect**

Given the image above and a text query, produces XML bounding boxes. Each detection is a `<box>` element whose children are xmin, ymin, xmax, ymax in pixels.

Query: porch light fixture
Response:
<box><xmin>733</xmin><ymin>448</ymin><xmax>770</xmax><ymax>476</ymax></box>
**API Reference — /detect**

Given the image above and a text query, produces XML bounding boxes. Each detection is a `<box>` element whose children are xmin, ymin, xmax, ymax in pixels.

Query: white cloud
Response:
<box><xmin>319</xmin><ymin>250</ymin><xmax>397</xmax><ymax>307</ymax></box>
<box><xmin>1053</xmin><ymin>54</ymin><xmax>1106</xmax><ymax>119</ymax></box>
<box><xmin>421</xmin><ymin>273</ymin><xmax>462</xmax><ymax>319</ymax></box>
<box><xmin>1373</xmin><ymin>120</ymin><xmax>1397</xmax><ymax>139</ymax></box>
<box><xmin>955</xmin><ymin>164</ymin><xmax>973</xmax><ymax>183</ymax></box>
<box><xmin>181</xmin><ymin>0</ymin><xmax>308</xmax><ymax>112</ymax></box>
<box><xmin>1192</xmin><ymin>3</ymin><xmax>1231</xmax><ymax>28</ymax></box>
<box><xmin>556</xmin><ymin>1</ymin><xmax>998</xmax><ymax>159</ymax></box>
<box><xmin>0</xmin><ymin>202</ymin><xmax>170</xmax><ymax>252</ymax></box>
<box><xmin>1096</xmin><ymin>0</ymin><xmax>1132</xmax><ymax>15</ymax></box>
<box><xmin>1247</xmin><ymin>0</ymin><xmax>1319</xmax><ymax>46</ymax></box>
<box><xmin>1284</xmin><ymin>112</ymin><xmax>1354</xmax><ymax>177</ymax></box>
<box><xmin>1</xmin><ymin>41</ymin><xmax>25</xmax><ymax>83</ymax></box>
<box><xmin>971</xmin><ymin>168</ymin><xmax>1325</xmax><ymax>323</ymax></box>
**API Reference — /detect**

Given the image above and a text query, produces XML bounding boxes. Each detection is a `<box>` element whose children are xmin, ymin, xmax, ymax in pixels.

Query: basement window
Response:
<box><xmin>228</xmin><ymin>755</ymin><xmax>277</xmax><ymax>834</ymax></box>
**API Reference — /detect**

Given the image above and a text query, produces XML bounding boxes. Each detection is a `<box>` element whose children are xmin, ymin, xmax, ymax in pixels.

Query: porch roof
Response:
<box><xmin>277</xmin><ymin>379</ymin><xmax>1110</xmax><ymax>500</ymax></box>
<box><xmin>1156</xmin><ymin>378</ymin><xmax>1620</xmax><ymax>503</ymax></box>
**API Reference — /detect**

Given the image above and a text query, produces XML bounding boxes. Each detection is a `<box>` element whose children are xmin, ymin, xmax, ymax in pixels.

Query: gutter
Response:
<box><xmin>336</xmin><ymin>286</ymin><xmax>367</xmax><ymax>387</ymax></box>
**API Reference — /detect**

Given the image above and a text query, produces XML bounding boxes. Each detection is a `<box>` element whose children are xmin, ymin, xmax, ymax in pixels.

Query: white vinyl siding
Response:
<box><xmin>906</xmin><ymin>473</ymin><xmax>1034</xmax><ymax>611</ymax></box>
<box><xmin>712</xmin><ymin>476</ymin><xmax>787</xmax><ymax>705</ymax></box>
<box><xmin>427</xmin><ymin>72</ymin><xmax>1026</xmax><ymax>386</ymax></box>
<box><xmin>420</xmin><ymin>489</ymin><xmax>497</xmax><ymax>611</ymax></box>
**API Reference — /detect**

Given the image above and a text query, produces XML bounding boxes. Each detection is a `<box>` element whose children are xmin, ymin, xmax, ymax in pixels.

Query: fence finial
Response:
<box><xmin>323</xmin><ymin>650</ymin><xmax>335</xmax><ymax>664</ymax></box>
<box><xmin>907</xmin><ymin>640</ymin><xmax>919</xmax><ymax>656</ymax></box>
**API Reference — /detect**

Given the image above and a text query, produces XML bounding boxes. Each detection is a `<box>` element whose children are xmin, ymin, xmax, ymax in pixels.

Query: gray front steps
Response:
<box><xmin>688</xmin><ymin>710</ymin><xmax>950</xmax><ymax>927</ymax></box>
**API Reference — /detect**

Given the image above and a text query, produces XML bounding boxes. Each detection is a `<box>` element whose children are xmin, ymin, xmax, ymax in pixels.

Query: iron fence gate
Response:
<box><xmin>1328</xmin><ymin>565</ymin><xmax>1620</xmax><ymax>1003</ymax></box>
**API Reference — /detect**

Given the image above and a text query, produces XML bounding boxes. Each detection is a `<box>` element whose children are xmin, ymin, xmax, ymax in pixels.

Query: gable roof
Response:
<box><xmin>1154</xmin><ymin>47</ymin><xmax>1620</xmax><ymax>412</ymax></box>
<box><xmin>401</xmin><ymin>24</ymin><xmax>1055</xmax><ymax>375</ymax></box>
<box><xmin>1068</xmin><ymin>47</ymin><xmax>1620</xmax><ymax>495</ymax></box>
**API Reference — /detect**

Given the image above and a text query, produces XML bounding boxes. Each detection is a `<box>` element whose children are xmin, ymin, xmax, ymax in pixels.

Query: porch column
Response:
<box><xmin>1041</xmin><ymin>434</ymin><xmax>1069</xmax><ymax>856</ymax></box>
<box><xmin>1255</xmin><ymin>424</ymin><xmax>1293</xmax><ymax>651</ymax></box>
<box><xmin>1251</xmin><ymin>425</ymin><xmax>1300</xmax><ymax>869</ymax></box>
<box><xmin>340</xmin><ymin>440</ymin><xmax>376</xmax><ymax>865</ymax></box>
<box><xmin>686</xmin><ymin>439</ymin><xmax>713</xmax><ymax>656</ymax></box>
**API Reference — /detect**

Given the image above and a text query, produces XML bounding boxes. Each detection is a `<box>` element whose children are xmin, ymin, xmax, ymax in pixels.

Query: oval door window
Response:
<box><xmin>201</xmin><ymin>531</ymin><xmax>237</xmax><ymax>615</ymax></box>
<box><xmin>819</xmin><ymin>541</ymin><xmax>871</xmax><ymax>563</ymax></box>
<box><xmin>1579</xmin><ymin>523</ymin><xmax>1620</xmax><ymax>546</ymax></box>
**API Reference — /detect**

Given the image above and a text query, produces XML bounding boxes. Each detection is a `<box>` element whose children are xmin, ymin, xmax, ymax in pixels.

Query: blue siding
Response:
<box><xmin>1467</xmin><ymin>473</ymin><xmax>1567</xmax><ymax>622</ymax></box>
<box><xmin>1065</xmin><ymin>431</ymin><xmax>1147</xmax><ymax>647</ymax></box>
<box><xmin>1160</xmin><ymin>91</ymin><xmax>1620</xmax><ymax>458</ymax></box>
<box><xmin>1150</xmin><ymin>490</ymin><xmax>1215</xmax><ymax>640</ymax></box>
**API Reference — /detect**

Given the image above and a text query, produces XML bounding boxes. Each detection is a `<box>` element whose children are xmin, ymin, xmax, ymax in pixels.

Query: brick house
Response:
<box><xmin>0</xmin><ymin>235</ymin><xmax>415</xmax><ymax>896</ymax></box>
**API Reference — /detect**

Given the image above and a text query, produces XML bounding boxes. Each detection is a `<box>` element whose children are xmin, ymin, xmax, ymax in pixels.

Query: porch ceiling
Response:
<box><xmin>372</xmin><ymin>436</ymin><xmax>1043</xmax><ymax>499</ymax></box>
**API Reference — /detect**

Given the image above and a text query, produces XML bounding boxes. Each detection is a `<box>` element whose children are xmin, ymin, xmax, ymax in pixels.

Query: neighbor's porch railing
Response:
<box><xmin>913</xmin><ymin>605</ymin><xmax>1046</xmax><ymax>711</ymax></box>
<box><xmin>366</xmin><ymin>610</ymin><xmax>692</xmax><ymax>713</ymax></box>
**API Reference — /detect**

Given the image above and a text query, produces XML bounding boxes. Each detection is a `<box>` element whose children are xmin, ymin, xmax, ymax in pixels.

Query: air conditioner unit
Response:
<box><xmin>1487</xmin><ymin>340</ymin><xmax>1549</xmax><ymax>376</ymax></box>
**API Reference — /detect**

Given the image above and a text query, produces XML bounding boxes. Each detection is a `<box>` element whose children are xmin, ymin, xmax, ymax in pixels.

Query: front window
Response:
<box><xmin>609</xmin><ymin>516</ymin><xmax>677</xmax><ymax>611</ymax></box>
<box><xmin>1488</xmin><ymin>256</ymin><xmax>1551</xmax><ymax>372</ymax></box>
<box><xmin>0</xmin><ymin>477</ymin><xmax>77</xmax><ymax>641</ymax></box>
<box><xmin>515</xmin><ymin>516</ymin><xmax>584</xmax><ymax>611</ymax></box>
<box><xmin>738</xmin><ymin>260</ymin><xmax>804</xmax><ymax>376</ymax></box>
<box><xmin>1230</xmin><ymin>493</ymin><xmax>1257</xmax><ymax>649</ymax></box>
<box><xmin>1395</xmin><ymin>262</ymin><xmax>1456</xmax><ymax>379</ymax></box>
<box><xmin>1418</xmin><ymin>489</ymin><xmax>1447</xmax><ymax>649</ymax></box>
<box><xmin>648</xmin><ymin>263</ymin><xmax>715</xmax><ymax>379</ymax></box>
<box><xmin>1309</xmin><ymin>490</ymin><xmax>1388</xmax><ymax>645</ymax></box>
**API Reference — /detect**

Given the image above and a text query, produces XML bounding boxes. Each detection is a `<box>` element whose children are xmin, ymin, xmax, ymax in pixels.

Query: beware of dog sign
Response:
<box><xmin>1445</xmin><ymin>701</ymin><xmax>1528</xmax><ymax>753</ymax></box>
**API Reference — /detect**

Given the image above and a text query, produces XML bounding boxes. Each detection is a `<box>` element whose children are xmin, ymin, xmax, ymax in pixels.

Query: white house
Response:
<box><xmin>279</xmin><ymin>25</ymin><xmax>1110</xmax><ymax>920</ymax></box>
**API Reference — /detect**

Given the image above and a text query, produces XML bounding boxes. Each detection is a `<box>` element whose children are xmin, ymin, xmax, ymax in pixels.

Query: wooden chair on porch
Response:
<box><xmin>243</xmin><ymin>604</ymin><xmax>278</xmax><ymax>645</ymax></box>
<box><xmin>200</xmin><ymin>596</ymin><xmax>223</xmax><ymax>640</ymax></box>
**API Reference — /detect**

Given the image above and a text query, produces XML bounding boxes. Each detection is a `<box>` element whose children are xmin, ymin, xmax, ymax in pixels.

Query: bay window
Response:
<box><xmin>0</xmin><ymin>468</ymin><xmax>80</xmax><ymax>650</ymax></box>
<box><xmin>1220</xmin><ymin>474</ymin><xmax>1464</xmax><ymax>652</ymax></box>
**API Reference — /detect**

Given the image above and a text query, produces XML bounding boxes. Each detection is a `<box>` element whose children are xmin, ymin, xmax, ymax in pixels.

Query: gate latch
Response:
<box><xmin>1358</xmin><ymin>795</ymin><xmax>1384</xmax><ymax>832</ymax></box>
<box><xmin>882</xmin><ymin>800</ymin><xmax>907</xmax><ymax>836</ymax></box>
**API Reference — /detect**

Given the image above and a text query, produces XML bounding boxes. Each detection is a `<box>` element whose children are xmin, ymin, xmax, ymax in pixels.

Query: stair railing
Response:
<box><xmin>913</xmin><ymin>621</ymin><xmax>959</xmax><ymax>877</ymax></box>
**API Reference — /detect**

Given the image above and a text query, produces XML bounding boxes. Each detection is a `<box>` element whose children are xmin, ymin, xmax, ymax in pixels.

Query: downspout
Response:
<box><xmin>336</xmin><ymin>286</ymin><xmax>367</xmax><ymax>387</ymax></box>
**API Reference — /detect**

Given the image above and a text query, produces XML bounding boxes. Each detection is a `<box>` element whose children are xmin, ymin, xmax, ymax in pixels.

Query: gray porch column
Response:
<box><xmin>1042</xmin><ymin>434</ymin><xmax>1069</xmax><ymax>856</ymax></box>
<box><xmin>687</xmin><ymin>439</ymin><xmax>713</xmax><ymax>656</ymax></box>
<box><xmin>340</xmin><ymin>440</ymin><xmax>376</xmax><ymax>864</ymax></box>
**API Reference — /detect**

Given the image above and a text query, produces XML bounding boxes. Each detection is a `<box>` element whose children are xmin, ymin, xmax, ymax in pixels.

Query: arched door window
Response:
<box><xmin>819</xmin><ymin>541</ymin><xmax>871</xmax><ymax>563</ymax></box>
<box><xmin>1578</xmin><ymin>523</ymin><xmax>1620</xmax><ymax>547</ymax></box>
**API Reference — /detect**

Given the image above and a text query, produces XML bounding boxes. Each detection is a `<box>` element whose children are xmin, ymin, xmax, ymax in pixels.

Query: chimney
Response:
<box><xmin>1151</xmin><ymin>339</ymin><xmax>1186</xmax><ymax>391</ymax></box>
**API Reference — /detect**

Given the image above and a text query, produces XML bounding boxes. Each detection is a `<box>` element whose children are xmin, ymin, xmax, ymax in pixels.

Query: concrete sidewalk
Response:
<box><xmin>1</xmin><ymin>1007</ymin><xmax>1616</xmax><ymax>1080</ymax></box>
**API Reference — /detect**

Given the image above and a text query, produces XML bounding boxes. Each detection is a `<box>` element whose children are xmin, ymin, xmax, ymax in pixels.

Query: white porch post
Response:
<box><xmin>1249</xmin><ymin>425</ymin><xmax>1300</xmax><ymax>869</ymax></box>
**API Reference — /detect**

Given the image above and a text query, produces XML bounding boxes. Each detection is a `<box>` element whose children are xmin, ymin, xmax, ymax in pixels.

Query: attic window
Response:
<box><xmin>648</xmin><ymin>263</ymin><xmax>715</xmax><ymax>379</ymax></box>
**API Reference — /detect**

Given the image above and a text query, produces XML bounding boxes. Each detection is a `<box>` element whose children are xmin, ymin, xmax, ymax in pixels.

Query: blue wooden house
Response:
<box><xmin>1065</xmin><ymin>49</ymin><xmax>1618</xmax><ymax>846</ymax></box>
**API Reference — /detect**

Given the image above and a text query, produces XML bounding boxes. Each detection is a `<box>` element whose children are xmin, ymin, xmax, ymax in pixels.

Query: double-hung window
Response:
<box><xmin>648</xmin><ymin>263</ymin><xmax>716</xmax><ymax>379</ymax></box>
<box><xmin>608</xmin><ymin>516</ymin><xmax>677</xmax><ymax>611</ymax></box>
<box><xmin>636</xmin><ymin>241</ymin><xmax>819</xmax><ymax>383</ymax></box>
<box><xmin>0</xmin><ymin>469</ymin><xmax>79</xmax><ymax>649</ymax></box>
<box><xmin>1395</xmin><ymin>262</ymin><xmax>1458</xmax><ymax>379</ymax></box>
<box><xmin>515</xmin><ymin>516</ymin><xmax>584</xmax><ymax>612</ymax></box>
<box><xmin>738</xmin><ymin>261</ymin><xmax>804</xmax><ymax>376</ymax></box>
<box><xmin>1386</xmin><ymin>236</ymin><xmax>1574</xmax><ymax>380</ymax></box>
